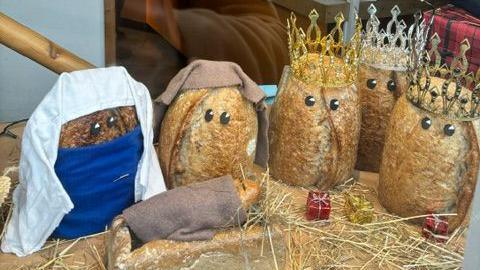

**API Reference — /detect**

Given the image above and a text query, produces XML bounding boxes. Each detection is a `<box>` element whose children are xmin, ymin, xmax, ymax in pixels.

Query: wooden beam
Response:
<box><xmin>0</xmin><ymin>12</ymin><xmax>95</xmax><ymax>74</ymax></box>
<box><xmin>104</xmin><ymin>0</ymin><xmax>116</xmax><ymax>66</ymax></box>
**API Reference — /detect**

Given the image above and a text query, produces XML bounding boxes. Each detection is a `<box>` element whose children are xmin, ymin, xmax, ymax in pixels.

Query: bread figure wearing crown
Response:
<box><xmin>356</xmin><ymin>5</ymin><xmax>413</xmax><ymax>172</ymax></box>
<box><xmin>269</xmin><ymin>11</ymin><xmax>361</xmax><ymax>188</ymax></box>
<box><xmin>378</xmin><ymin>32</ymin><xmax>480</xmax><ymax>231</ymax></box>
<box><xmin>155</xmin><ymin>60</ymin><xmax>269</xmax><ymax>189</ymax></box>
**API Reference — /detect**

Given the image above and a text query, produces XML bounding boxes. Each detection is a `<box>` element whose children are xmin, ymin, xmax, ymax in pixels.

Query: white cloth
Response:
<box><xmin>1</xmin><ymin>67</ymin><xmax>166</xmax><ymax>256</ymax></box>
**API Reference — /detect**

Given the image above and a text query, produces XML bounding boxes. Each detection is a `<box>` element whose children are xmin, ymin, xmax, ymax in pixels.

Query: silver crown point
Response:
<box><xmin>361</xmin><ymin>4</ymin><xmax>423</xmax><ymax>70</ymax></box>
<box><xmin>367</xmin><ymin>4</ymin><xmax>377</xmax><ymax>16</ymax></box>
<box><xmin>391</xmin><ymin>5</ymin><xmax>401</xmax><ymax>17</ymax></box>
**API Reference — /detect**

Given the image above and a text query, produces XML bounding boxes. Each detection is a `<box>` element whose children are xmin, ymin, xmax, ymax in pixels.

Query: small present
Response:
<box><xmin>422</xmin><ymin>214</ymin><xmax>449</xmax><ymax>243</ymax></box>
<box><xmin>344</xmin><ymin>194</ymin><xmax>373</xmax><ymax>224</ymax></box>
<box><xmin>306</xmin><ymin>191</ymin><xmax>331</xmax><ymax>221</ymax></box>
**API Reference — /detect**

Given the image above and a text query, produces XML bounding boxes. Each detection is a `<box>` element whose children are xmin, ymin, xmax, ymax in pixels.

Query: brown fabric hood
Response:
<box><xmin>154</xmin><ymin>59</ymin><xmax>269</xmax><ymax>168</ymax></box>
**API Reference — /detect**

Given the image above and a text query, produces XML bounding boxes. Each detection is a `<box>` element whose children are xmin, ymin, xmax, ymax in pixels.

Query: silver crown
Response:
<box><xmin>361</xmin><ymin>5</ymin><xmax>421</xmax><ymax>71</ymax></box>
<box><xmin>406</xmin><ymin>33</ymin><xmax>480</xmax><ymax>120</ymax></box>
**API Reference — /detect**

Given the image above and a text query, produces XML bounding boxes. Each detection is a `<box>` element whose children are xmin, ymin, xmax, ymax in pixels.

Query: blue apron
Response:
<box><xmin>52</xmin><ymin>126</ymin><xmax>143</xmax><ymax>239</ymax></box>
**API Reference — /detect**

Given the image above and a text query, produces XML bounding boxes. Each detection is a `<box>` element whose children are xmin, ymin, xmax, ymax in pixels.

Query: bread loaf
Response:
<box><xmin>59</xmin><ymin>106</ymin><xmax>138</xmax><ymax>148</ymax></box>
<box><xmin>356</xmin><ymin>65</ymin><xmax>408</xmax><ymax>172</ymax></box>
<box><xmin>269</xmin><ymin>69</ymin><xmax>361</xmax><ymax>188</ymax></box>
<box><xmin>158</xmin><ymin>87</ymin><xmax>258</xmax><ymax>188</ymax></box>
<box><xmin>107</xmin><ymin>222</ymin><xmax>285</xmax><ymax>270</ymax></box>
<box><xmin>378</xmin><ymin>82</ymin><xmax>480</xmax><ymax>230</ymax></box>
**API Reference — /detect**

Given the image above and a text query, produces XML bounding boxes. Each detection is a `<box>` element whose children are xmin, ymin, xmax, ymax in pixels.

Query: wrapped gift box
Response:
<box><xmin>306</xmin><ymin>191</ymin><xmax>331</xmax><ymax>221</ymax></box>
<box><xmin>422</xmin><ymin>214</ymin><xmax>449</xmax><ymax>243</ymax></box>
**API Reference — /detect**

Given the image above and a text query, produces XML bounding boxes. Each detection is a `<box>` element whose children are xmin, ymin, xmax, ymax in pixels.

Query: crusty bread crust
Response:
<box><xmin>233</xmin><ymin>178</ymin><xmax>260</xmax><ymax>210</ymax></box>
<box><xmin>378</xmin><ymin>94</ymin><xmax>480</xmax><ymax>231</ymax></box>
<box><xmin>158</xmin><ymin>87</ymin><xmax>258</xmax><ymax>188</ymax></box>
<box><xmin>59</xmin><ymin>106</ymin><xmax>138</xmax><ymax>148</ymax></box>
<box><xmin>356</xmin><ymin>65</ymin><xmax>408</xmax><ymax>172</ymax></box>
<box><xmin>269</xmin><ymin>75</ymin><xmax>361</xmax><ymax>188</ymax></box>
<box><xmin>108</xmin><ymin>223</ymin><xmax>285</xmax><ymax>270</ymax></box>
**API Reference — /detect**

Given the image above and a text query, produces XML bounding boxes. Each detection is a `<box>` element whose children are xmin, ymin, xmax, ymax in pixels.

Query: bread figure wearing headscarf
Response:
<box><xmin>1</xmin><ymin>67</ymin><xmax>165</xmax><ymax>256</ymax></box>
<box><xmin>379</xmin><ymin>35</ymin><xmax>480</xmax><ymax>231</ymax></box>
<box><xmin>356</xmin><ymin>5</ymin><xmax>412</xmax><ymax>172</ymax></box>
<box><xmin>269</xmin><ymin>11</ymin><xmax>361</xmax><ymax>188</ymax></box>
<box><xmin>155</xmin><ymin>60</ymin><xmax>269</xmax><ymax>188</ymax></box>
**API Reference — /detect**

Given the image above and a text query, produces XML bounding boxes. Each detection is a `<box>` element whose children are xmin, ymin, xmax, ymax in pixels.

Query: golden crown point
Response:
<box><xmin>407</xmin><ymin>33</ymin><xmax>480</xmax><ymax>120</ymax></box>
<box><xmin>287</xmin><ymin>9</ymin><xmax>361</xmax><ymax>87</ymax></box>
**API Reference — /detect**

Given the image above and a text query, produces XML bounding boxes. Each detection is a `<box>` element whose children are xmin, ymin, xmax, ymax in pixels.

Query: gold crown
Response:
<box><xmin>287</xmin><ymin>10</ymin><xmax>361</xmax><ymax>87</ymax></box>
<box><xmin>407</xmin><ymin>33</ymin><xmax>480</xmax><ymax>120</ymax></box>
<box><xmin>361</xmin><ymin>4</ymin><xmax>414</xmax><ymax>71</ymax></box>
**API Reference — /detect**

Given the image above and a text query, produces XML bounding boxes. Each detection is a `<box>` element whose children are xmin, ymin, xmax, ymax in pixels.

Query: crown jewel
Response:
<box><xmin>361</xmin><ymin>4</ymin><xmax>418</xmax><ymax>70</ymax></box>
<box><xmin>407</xmin><ymin>32</ymin><xmax>480</xmax><ymax>120</ymax></box>
<box><xmin>287</xmin><ymin>10</ymin><xmax>361</xmax><ymax>87</ymax></box>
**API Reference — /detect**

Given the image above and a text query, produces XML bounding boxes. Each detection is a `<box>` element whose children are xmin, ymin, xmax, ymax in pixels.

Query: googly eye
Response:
<box><xmin>220</xmin><ymin>112</ymin><xmax>230</xmax><ymax>125</ymax></box>
<box><xmin>329</xmin><ymin>99</ymin><xmax>340</xmax><ymax>110</ymax></box>
<box><xmin>205</xmin><ymin>109</ymin><xmax>214</xmax><ymax>122</ymax></box>
<box><xmin>107</xmin><ymin>116</ymin><xmax>117</xmax><ymax>128</ymax></box>
<box><xmin>421</xmin><ymin>117</ymin><xmax>431</xmax><ymax>129</ymax></box>
<box><xmin>90</xmin><ymin>122</ymin><xmax>101</xmax><ymax>136</ymax></box>
<box><xmin>367</xmin><ymin>79</ymin><xmax>377</xmax><ymax>89</ymax></box>
<box><xmin>305</xmin><ymin>96</ymin><xmax>315</xmax><ymax>107</ymax></box>
<box><xmin>387</xmin><ymin>80</ymin><xmax>396</xmax><ymax>92</ymax></box>
<box><xmin>444</xmin><ymin>124</ymin><xmax>455</xmax><ymax>136</ymax></box>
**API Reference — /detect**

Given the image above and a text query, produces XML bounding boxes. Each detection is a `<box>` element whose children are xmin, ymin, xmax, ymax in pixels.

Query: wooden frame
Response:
<box><xmin>104</xmin><ymin>0</ymin><xmax>116</xmax><ymax>66</ymax></box>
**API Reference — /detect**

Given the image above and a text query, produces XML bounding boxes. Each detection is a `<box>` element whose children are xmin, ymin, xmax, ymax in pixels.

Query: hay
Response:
<box><xmin>247</xmin><ymin>172</ymin><xmax>466</xmax><ymax>270</ymax></box>
<box><xmin>1</xmin><ymin>164</ymin><xmax>467</xmax><ymax>270</ymax></box>
<box><xmin>0</xmin><ymin>167</ymin><xmax>18</xmax><ymax>241</ymax></box>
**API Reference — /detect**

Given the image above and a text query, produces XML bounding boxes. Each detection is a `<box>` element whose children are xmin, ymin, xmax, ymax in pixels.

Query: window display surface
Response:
<box><xmin>1</xmin><ymin>1</ymin><xmax>479</xmax><ymax>269</ymax></box>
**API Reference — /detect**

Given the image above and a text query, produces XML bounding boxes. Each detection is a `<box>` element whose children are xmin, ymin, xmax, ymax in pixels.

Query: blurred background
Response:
<box><xmin>2</xmin><ymin>0</ymin><xmax>478</xmax><ymax>121</ymax></box>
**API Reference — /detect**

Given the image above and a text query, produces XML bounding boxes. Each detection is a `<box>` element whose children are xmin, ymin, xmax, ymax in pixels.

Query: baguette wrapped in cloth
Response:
<box><xmin>122</xmin><ymin>175</ymin><xmax>259</xmax><ymax>243</ymax></box>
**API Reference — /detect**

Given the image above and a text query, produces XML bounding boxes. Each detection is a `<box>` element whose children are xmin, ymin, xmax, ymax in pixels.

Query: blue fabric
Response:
<box><xmin>52</xmin><ymin>126</ymin><xmax>143</xmax><ymax>239</ymax></box>
<box><xmin>259</xmin><ymin>85</ymin><xmax>278</xmax><ymax>105</ymax></box>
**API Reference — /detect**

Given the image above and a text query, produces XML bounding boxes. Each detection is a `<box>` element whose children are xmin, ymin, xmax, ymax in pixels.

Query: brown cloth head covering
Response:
<box><xmin>122</xmin><ymin>175</ymin><xmax>246</xmax><ymax>243</ymax></box>
<box><xmin>154</xmin><ymin>59</ymin><xmax>269</xmax><ymax>168</ymax></box>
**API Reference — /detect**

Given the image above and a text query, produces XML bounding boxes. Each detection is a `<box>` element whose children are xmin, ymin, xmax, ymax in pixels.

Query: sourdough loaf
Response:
<box><xmin>59</xmin><ymin>106</ymin><xmax>138</xmax><ymax>148</ymax></box>
<box><xmin>356</xmin><ymin>65</ymin><xmax>408</xmax><ymax>172</ymax></box>
<box><xmin>378</xmin><ymin>82</ymin><xmax>480</xmax><ymax>230</ymax></box>
<box><xmin>269</xmin><ymin>69</ymin><xmax>361</xmax><ymax>188</ymax></box>
<box><xmin>159</xmin><ymin>87</ymin><xmax>258</xmax><ymax>188</ymax></box>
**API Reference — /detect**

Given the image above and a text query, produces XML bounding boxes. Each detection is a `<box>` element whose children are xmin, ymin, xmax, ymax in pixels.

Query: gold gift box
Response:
<box><xmin>344</xmin><ymin>194</ymin><xmax>374</xmax><ymax>224</ymax></box>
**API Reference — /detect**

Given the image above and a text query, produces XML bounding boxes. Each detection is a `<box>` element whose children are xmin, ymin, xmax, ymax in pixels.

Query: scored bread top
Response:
<box><xmin>159</xmin><ymin>87</ymin><xmax>258</xmax><ymax>188</ymax></box>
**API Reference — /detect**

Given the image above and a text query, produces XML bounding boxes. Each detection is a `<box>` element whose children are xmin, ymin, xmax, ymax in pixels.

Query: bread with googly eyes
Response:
<box><xmin>158</xmin><ymin>87</ymin><xmax>259</xmax><ymax>188</ymax></box>
<box><xmin>378</xmin><ymin>80</ymin><xmax>480</xmax><ymax>231</ymax></box>
<box><xmin>155</xmin><ymin>60</ymin><xmax>269</xmax><ymax>189</ymax></box>
<box><xmin>356</xmin><ymin>65</ymin><xmax>409</xmax><ymax>172</ymax></box>
<box><xmin>268</xmin><ymin>68</ymin><xmax>361</xmax><ymax>188</ymax></box>
<box><xmin>59</xmin><ymin>106</ymin><xmax>138</xmax><ymax>148</ymax></box>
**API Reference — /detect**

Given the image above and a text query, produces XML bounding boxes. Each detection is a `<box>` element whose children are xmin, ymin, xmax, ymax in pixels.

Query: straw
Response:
<box><xmin>246</xmin><ymin>173</ymin><xmax>466</xmax><ymax>270</ymax></box>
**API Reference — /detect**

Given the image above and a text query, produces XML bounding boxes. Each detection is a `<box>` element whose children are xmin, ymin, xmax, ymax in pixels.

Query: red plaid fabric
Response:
<box><xmin>424</xmin><ymin>5</ymin><xmax>480</xmax><ymax>75</ymax></box>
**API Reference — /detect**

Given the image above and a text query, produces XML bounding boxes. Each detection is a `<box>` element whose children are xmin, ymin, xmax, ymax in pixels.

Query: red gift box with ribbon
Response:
<box><xmin>422</xmin><ymin>214</ymin><xmax>449</xmax><ymax>243</ymax></box>
<box><xmin>306</xmin><ymin>191</ymin><xmax>331</xmax><ymax>221</ymax></box>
